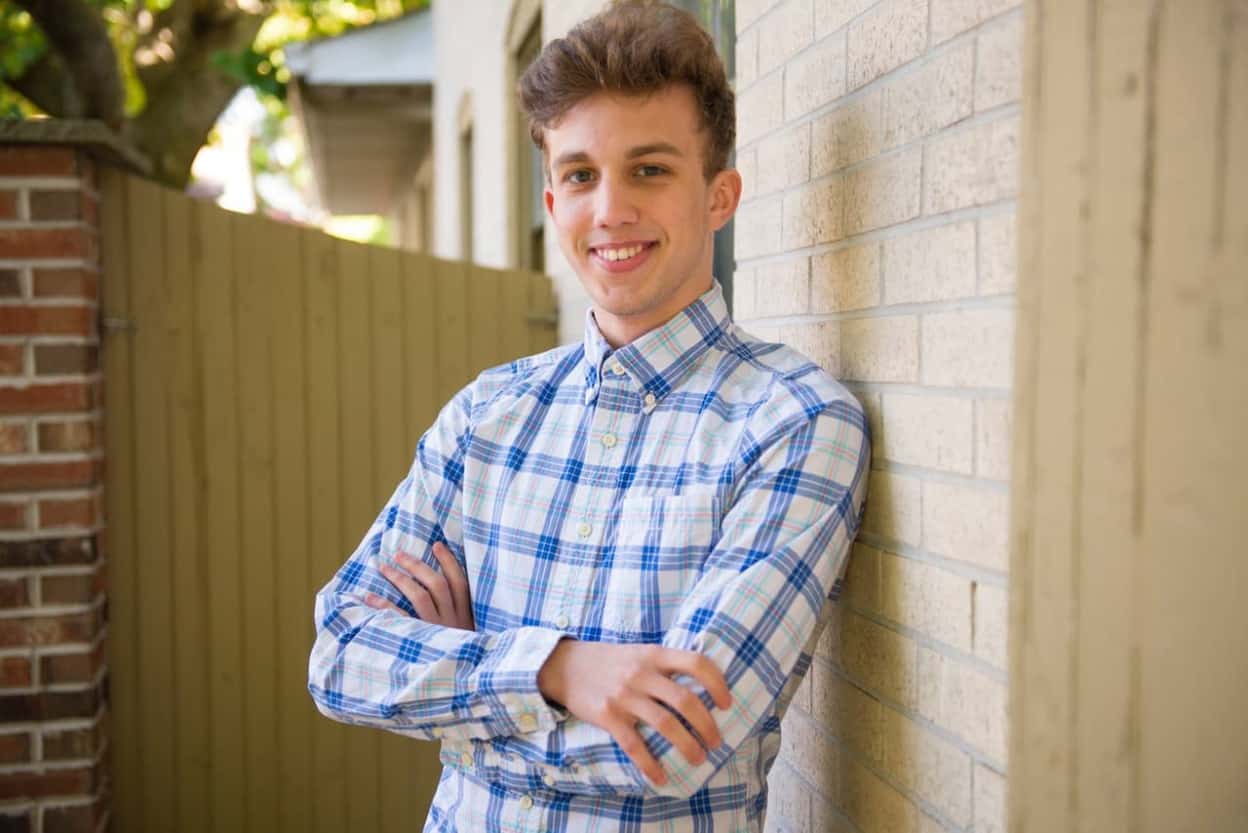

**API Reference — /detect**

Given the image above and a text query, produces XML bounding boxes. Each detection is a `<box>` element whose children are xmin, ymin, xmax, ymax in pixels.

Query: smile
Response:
<box><xmin>589</xmin><ymin>241</ymin><xmax>656</xmax><ymax>272</ymax></box>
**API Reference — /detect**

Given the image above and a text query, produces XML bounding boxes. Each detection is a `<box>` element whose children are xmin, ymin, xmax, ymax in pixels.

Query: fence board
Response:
<box><xmin>468</xmin><ymin>265</ymin><xmax>503</xmax><ymax>373</ymax></box>
<box><xmin>99</xmin><ymin>165</ymin><xmax>140</xmax><ymax>833</ymax></box>
<box><xmin>126</xmin><ymin>175</ymin><xmax>177</xmax><ymax>833</ymax></box>
<box><xmin>434</xmin><ymin>259</ymin><xmax>469</xmax><ymax>406</ymax></box>
<box><xmin>235</xmin><ymin>214</ymin><xmax>280</xmax><ymax>833</ymax></box>
<box><xmin>336</xmin><ymin>239</ymin><xmax>383</xmax><ymax>833</ymax></box>
<box><xmin>367</xmin><ymin>244</ymin><xmax>415</xmax><ymax>832</ymax></box>
<box><xmin>302</xmin><ymin>228</ymin><xmax>349</xmax><ymax>833</ymax></box>
<box><xmin>163</xmin><ymin>189</ymin><xmax>213</xmax><ymax>833</ymax></box>
<box><xmin>100</xmin><ymin>169</ymin><xmax>557</xmax><ymax>833</ymax></box>
<box><xmin>272</xmin><ymin>219</ymin><xmax>314</xmax><ymax>833</ymax></box>
<box><xmin>403</xmin><ymin>254</ymin><xmax>438</xmax><ymax>454</ymax></box>
<box><xmin>501</xmin><ymin>271</ymin><xmax>530</xmax><ymax>363</ymax></box>
<box><xmin>196</xmin><ymin>205</ymin><xmax>246</xmax><ymax>833</ymax></box>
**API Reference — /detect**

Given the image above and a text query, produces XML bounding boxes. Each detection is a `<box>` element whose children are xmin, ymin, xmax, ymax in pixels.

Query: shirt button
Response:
<box><xmin>601</xmin><ymin>433</ymin><xmax>617</xmax><ymax>448</ymax></box>
<box><xmin>555</xmin><ymin>613</ymin><xmax>570</xmax><ymax>629</ymax></box>
<box><xmin>643</xmin><ymin>392</ymin><xmax>657</xmax><ymax>409</ymax></box>
<box><xmin>460</xmin><ymin>751</ymin><xmax>472</xmax><ymax>767</ymax></box>
<box><xmin>542</xmin><ymin>772</ymin><xmax>556</xmax><ymax>787</ymax></box>
<box><xmin>518</xmin><ymin>713</ymin><xmax>538</xmax><ymax>732</ymax></box>
<box><xmin>430</xmin><ymin>728</ymin><xmax>442</xmax><ymax>739</ymax></box>
<box><xmin>519</xmin><ymin>795</ymin><xmax>534</xmax><ymax>810</ymax></box>
<box><xmin>608</xmin><ymin>361</ymin><xmax>624</xmax><ymax>375</ymax></box>
<box><xmin>576</xmin><ymin>521</ymin><xmax>592</xmax><ymax>538</ymax></box>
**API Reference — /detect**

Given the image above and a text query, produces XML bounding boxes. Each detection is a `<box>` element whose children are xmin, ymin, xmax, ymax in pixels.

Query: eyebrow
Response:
<box><xmin>551</xmin><ymin>142</ymin><xmax>685</xmax><ymax>169</ymax></box>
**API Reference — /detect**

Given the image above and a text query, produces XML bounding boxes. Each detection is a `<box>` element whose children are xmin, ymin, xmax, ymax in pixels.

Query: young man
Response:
<box><xmin>307</xmin><ymin>2</ymin><xmax>871</xmax><ymax>830</ymax></box>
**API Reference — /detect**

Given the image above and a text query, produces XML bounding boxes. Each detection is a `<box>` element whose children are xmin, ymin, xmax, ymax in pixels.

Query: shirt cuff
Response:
<box><xmin>492</xmin><ymin>625</ymin><xmax>571</xmax><ymax>734</ymax></box>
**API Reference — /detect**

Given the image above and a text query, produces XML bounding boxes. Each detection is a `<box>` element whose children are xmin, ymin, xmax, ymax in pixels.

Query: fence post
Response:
<box><xmin>0</xmin><ymin>122</ymin><xmax>145</xmax><ymax>833</ymax></box>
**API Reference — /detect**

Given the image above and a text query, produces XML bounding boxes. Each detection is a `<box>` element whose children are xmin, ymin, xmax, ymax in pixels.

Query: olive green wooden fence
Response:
<box><xmin>99</xmin><ymin>168</ymin><xmax>557</xmax><ymax>833</ymax></box>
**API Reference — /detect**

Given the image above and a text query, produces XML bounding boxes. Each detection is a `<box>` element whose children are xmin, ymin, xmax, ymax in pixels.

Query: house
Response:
<box><xmin>285</xmin><ymin>9</ymin><xmax>436</xmax><ymax>251</ymax></box>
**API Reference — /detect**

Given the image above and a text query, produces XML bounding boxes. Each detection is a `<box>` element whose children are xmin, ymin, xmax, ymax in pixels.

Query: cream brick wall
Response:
<box><xmin>734</xmin><ymin>2</ymin><xmax>1019</xmax><ymax>831</ymax></box>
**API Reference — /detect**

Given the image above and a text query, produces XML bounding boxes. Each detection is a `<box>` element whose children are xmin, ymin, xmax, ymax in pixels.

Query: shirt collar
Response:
<box><xmin>582</xmin><ymin>280</ymin><xmax>731</xmax><ymax>405</ymax></box>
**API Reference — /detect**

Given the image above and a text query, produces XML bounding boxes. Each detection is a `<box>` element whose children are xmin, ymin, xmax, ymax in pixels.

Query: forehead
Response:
<box><xmin>544</xmin><ymin>85</ymin><xmax>704</xmax><ymax>161</ymax></box>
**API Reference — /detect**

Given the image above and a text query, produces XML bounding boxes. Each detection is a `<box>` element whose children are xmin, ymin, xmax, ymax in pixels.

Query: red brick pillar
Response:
<box><xmin>0</xmin><ymin>145</ymin><xmax>108</xmax><ymax>833</ymax></box>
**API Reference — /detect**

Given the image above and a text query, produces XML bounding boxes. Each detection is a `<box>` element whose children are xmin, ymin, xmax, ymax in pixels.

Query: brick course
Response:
<box><xmin>735</xmin><ymin>2</ymin><xmax>1017</xmax><ymax>831</ymax></box>
<box><xmin>0</xmin><ymin>143</ymin><xmax>108</xmax><ymax>831</ymax></box>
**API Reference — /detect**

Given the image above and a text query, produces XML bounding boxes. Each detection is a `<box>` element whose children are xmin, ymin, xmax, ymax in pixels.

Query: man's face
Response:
<box><xmin>543</xmin><ymin>84</ymin><xmax>741</xmax><ymax>348</ymax></box>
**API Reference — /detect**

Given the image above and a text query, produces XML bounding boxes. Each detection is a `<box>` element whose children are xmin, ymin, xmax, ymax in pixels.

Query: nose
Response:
<box><xmin>592</xmin><ymin>174</ymin><xmax>639</xmax><ymax>228</ymax></box>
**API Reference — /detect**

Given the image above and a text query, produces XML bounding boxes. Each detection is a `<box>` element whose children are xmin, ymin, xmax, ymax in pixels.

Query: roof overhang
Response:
<box><xmin>285</xmin><ymin>11</ymin><xmax>434</xmax><ymax>216</ymax></box>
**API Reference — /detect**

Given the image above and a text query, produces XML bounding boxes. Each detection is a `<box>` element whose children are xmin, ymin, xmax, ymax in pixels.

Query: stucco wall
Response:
<box><xmin>432</xmin><ymin>0</ymin><xmax>516</xmax><ymax>270</ymax></box>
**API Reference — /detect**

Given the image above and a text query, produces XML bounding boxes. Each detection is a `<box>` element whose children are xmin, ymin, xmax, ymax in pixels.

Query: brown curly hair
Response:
<box><xmin>517</xmin><ymin>0</ymin><xmax>735</xmax><ymax>181</ymax></box>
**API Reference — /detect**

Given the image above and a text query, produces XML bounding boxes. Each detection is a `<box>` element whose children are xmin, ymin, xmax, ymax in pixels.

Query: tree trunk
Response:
<box><xmin>126</xmin><ymin>8</ymin><xmax>267</xmax><ymax>188</ymax></box>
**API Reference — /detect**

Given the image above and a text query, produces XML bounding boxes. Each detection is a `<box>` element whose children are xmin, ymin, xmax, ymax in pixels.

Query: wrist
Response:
<box><xmin>538</xmin><ymin>636</ymin><xmax>574</xmax><ymax>707</ymax></box>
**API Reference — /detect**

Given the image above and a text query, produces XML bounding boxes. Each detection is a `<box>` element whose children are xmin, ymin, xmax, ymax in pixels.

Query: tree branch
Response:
<box><xmin>6</xmin><ymin>48</ymin><xmax>84</xmax><ymax>117</ymax></box>
<box><xmin>14</xmin><ymin>0</ymin><xmax>124</xmax><ymax>127</ymax></box>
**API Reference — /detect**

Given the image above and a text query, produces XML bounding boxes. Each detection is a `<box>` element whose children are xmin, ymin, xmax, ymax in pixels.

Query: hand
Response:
<box><xmin>365</xmin><ymin>542</ymin><xmax>476</xmax><ymax>631</ymax></box>
<box><xmin>536</xmin><ymin>640</ymin><xmax>732</xmax><ymax>786</ymax></box>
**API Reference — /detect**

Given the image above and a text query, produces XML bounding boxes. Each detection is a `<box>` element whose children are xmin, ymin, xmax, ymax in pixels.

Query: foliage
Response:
<box><xmin>0</xmin><ymin>0</ymin><xmax>428</xmax><ymax>191</ymax></box>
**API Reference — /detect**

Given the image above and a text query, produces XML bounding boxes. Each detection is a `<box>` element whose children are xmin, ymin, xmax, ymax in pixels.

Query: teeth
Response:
<box><xmin>598</xmin><ymin>244</ymin><xmax>644</xmax><ymax>262</ymax></box>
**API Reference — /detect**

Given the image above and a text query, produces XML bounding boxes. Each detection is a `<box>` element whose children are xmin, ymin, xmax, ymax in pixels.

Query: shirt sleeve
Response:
<box><xmin>477</xmin><ymin>397</ymin><xmax>871</xmax><ymax>798</ymax></box>
<box><xmin>307</xmin><ymin>384</ymin><xmax>570</xmax><ymax>742</ymax></box>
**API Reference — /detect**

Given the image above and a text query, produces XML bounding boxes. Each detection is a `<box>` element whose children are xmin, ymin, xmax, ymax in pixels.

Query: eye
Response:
<box><xmin>563</xmin><ymin>168</ymin><xmax>595</xmax><ymax>185</ymax></box>
<box><xmin>636</xmin><ymin>164</ymin><xmax>668</xmax><ymax>177</ymax></box>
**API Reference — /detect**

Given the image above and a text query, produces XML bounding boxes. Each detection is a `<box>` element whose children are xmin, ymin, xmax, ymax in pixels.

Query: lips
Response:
<box><xmin>589</xmin><ymin>241</ymin><xmax>656</xmax><ymax>273</ymax></box>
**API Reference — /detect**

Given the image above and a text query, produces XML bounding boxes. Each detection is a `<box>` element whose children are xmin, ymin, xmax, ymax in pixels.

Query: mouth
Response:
<box><xmin>588</xmin><ymin>241</ymin><xmax>657</xmax><ymax>273</ymax></box>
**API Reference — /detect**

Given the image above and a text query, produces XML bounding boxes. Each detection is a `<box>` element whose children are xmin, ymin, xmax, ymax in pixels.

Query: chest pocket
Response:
<box><xmin>597</xmin><ymin>492</ymin><xmax>722</xmax><ymax>642</ymax></box>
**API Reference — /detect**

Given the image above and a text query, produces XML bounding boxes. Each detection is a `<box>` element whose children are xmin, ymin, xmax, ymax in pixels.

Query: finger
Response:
<box><xmin>645</xmin><ymin>671</ymin><xmax>722</xmax><ymax>749</ymax></box>
<box><xmin>430</xmin><ymin>543</ymin><xmax>471</xmax><ymax>618</ymax></box>
<box><xmin>605</xmin><ymin>718</ymin><xmax>667</xmax><ymax>786</ymax></box>
<box><xmin>363</xmin><ymin>592</ymin><xmax>407</xmax><ymax>615</ymax></box>
<box><xmin>626</xmin><ymin>692</ymin><xmax>706</xmax><ymax>767</ymax></box>
<box><xmin>379</xmin><ymin>563</ymin><xmax>440</xmax><ymax>622</ymax></box>
<box><xmin>656</xmin><ymin>647</ymin><xmax>733</xmax><ymax>710</ymax></box>
<box><xmin>394</xmin><ymin>552</ymin><xmax>455</xmax><ymax>622</ymax></box>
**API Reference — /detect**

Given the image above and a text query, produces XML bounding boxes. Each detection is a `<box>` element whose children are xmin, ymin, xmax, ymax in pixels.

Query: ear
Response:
<box><xmin>544</xmin><ymin>188</ymin><xmax>555</xmax><ymax>218</ymax></box>
<box><xmin>706</xmin><ymin>168</ymin><xmax>742</xmax><ymax>233</ymax></box>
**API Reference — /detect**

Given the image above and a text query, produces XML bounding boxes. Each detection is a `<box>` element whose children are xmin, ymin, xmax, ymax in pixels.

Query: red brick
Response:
<box><xmin>0</xmin><ymin>268</ymin><xmax>20</xmax><ymax>297</ymax></box>
<box><xmin>0</xmin><ymin>190</ymin><xmax>18</xmax><ymax>220</ymax></box>
<box><xmin>37</xmin><ymin>498</ymin><xmax>95</xmax><ymax>529</ymax></box>
<box><xmin>80</xmin><ymin>192</ymin><xmax>98</xmax><ymax>229</ymax></box>
<box><xmin>43</xmin><ymin>796</ymin><xmax>105</xmax><ymax>833</ymax></box>
<box><xmin>0</xmin><ymin>577</ymin><xmax>29</xmax><ymax>608</ymax></box>
<box><xmin>0</xmin><ymin>306</ymin><xmax>93</xmax><ymax>337</ymax></box>
<box><xmin>0</xmin><ymin>679</ymin><xmax>104</xmax><ymax>722</ymax></box>
<box><xmin>39</xmin><ymin>571</ymin><xmax>97</xmax><ymax>605</ymax></box>
<box><xmin>0</xmin><ymin>536</ymin><xmax>95</xmax><ymax>568</ymax></box>
<box><xmin>0</xmin><ymin>732</ymin><xmax>31</xmax><ymax>765</ymax></box>
<box><xmin>0</xmin><ymin>765</ymin><xmax>95</xmax><ymax>799</ymax></box>
<box><xmin>0</xmin><ymin>147</ymin><xmax>77</xmax><ymax>177</ymax></box>
<box><xmin>28</xmin><ymin>190</ymin><xmax>81</xmax><ymax>222</ymax></box>
<box><xmin>0</xmin><ymin>655</ymin><xmax>31</xmax><ymax>686</ymax></box>
<box><xmin>0</xmin><ymin>344</ymin><xmax>23</xmax><ymax>375</ymax></box>
<box><xmin>34</xmin><ymin>345</ymin><xmax>96</xmax><ymax>375</ymax></box>
<box><xmin>0</xmin><ymin>382</ymin><xmax>96</xmax><ymax>415</ymax></box>
<box><xmin>0</xmin><ymin>611</ymin><xmax>97</xmax><ymax>648</ymax></box>
<box><xmin>40</xmin><ymin>651</ymin><xmax>95</xmax><ymax>686</ymax></box>
<box><xmin>0</xmin><ymin>227</ymin><xmax>91</xmax><ymax>260</ymax></box>
<box><xmin>42</xmin><ymin>726</ymin><xmax>97</xmax><ymax>761</ymax></box>
<box><xmin>0</xmin><ymin>807</ymin><xmax>33</xmax><ymax>833</ymax></box>
<box><xmin>0</xmin><ymin>421</ymin><xmax>26</xmax><ymax>453</ymax></box>
<box><xmin>0</xmin><ymin>500</ymin><xmax>27</xmax><ymax>530</ymax></box>
<box><xmin>37</xmin><ymin>419</ymin><xmax>97</xmax><ymax>452</ymax></box>
<box><xmin>31</xmin><ymin>269</ymin><xmax>97</xmax><ymax>300</ymax></box>
<box><xmin>0</xmin><ymin>459</ymin><xmax>98</xmax><ymax>492</ymax></box>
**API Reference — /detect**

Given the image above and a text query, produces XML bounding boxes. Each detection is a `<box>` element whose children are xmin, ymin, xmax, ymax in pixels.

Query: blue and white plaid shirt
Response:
<box><xmin>309</xmin><ymin>280</ymin><xmax>870</xmax><ymax>832</ymax></box>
